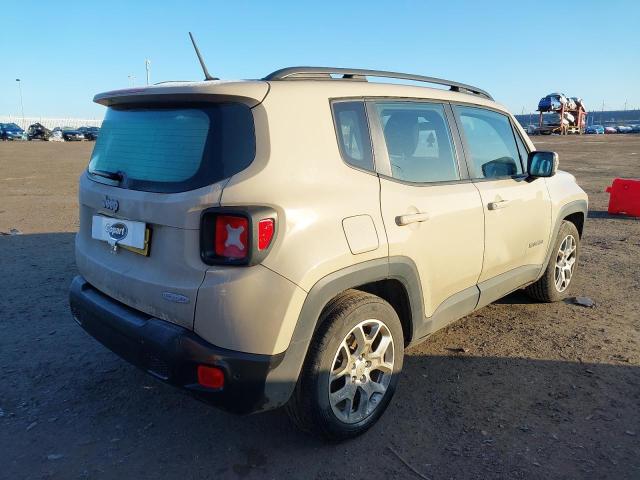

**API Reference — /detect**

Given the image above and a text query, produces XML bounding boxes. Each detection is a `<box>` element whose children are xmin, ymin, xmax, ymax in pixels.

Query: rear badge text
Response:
<box><xmin>103</xmin><ymin>195</ymin><xmax>119</xmax><ymax>213</ymax></box>
<box><xmin>162</xmin><ymin>292</ymin><xmax>190</xmax><ymax>304</ymax></box>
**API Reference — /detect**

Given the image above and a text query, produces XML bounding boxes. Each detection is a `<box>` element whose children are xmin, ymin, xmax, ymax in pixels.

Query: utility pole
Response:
<box><xmin>145</xmin><ymin>59</ymin><xmax>151</xmax><ymax>85</ymax></box>
<box><xmin>16</xmin><ymin>79</ymin><xmax>25</xmax><ymax>129</ymax></box>
<box><xmin>601</xmin><ymin>100</ymin><xmax>605</xmax><ymax>125</ymax></box>
<box><xmin>128</xmin><ymin>74</ymin><xmax>135</xmax><ymax>87</ymax></box>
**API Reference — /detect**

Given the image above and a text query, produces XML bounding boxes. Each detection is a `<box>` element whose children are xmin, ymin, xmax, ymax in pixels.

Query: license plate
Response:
<box><xmin>91</xmin><ymin>215</ymin><xmax>150</xmax><ymax>255</ymax></box>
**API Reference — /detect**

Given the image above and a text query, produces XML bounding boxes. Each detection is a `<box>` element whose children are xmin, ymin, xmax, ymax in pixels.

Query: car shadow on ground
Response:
<box><xmin>2</xmin><ymin>233</ymin><xmax>639</xmax><ymax>479</ymax></box>
<box><xmin>493</xmin><ymin>290</ymin><xmax>536</xmax><ymax>305</ymax></box>
<box><xmin>587</xmin><ymin>209</ymin><xmax>638</xmax><ymax>220</ymax></box>
<box><xmin>11</xmin><ymin>345</ymin><xmax>640</xmax><ymax>479</ymax></box>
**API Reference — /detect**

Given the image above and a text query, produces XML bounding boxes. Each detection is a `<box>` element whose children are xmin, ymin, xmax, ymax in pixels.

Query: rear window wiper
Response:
<box><xmin>90</xmin><ymin>169</ymin><xmax>125</xmax><ymax>182</ymax></box>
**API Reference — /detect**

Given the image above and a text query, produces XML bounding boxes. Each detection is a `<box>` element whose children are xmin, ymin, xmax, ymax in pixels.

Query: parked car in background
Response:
<box><xmin>604</xmin><ymin>126</ymin><xmax>617</xmax><ymax>134</ymax></box>
<box><xmin>27</xmin><ymin>123</ymin><xmax>52</xmax><ymax>141</ymax></box>
<box><xmin>537</xmin><ymin>93</ymin><xmax>568</xmax><ymax>112</ymax></box>
<box><xmin>631</xmin><ymin>125</ymin><xmax>640</xmax><ymax>133</ymax></box>
<box><xmin>78</xmin><ymin>126</ymin><xmax>100</xmax><ymax>140</ymax></box>
<box><xmin>585</xmin><ymin>125</ymin><xmax>605</xmax><ymax>134</ymax></box>
<box><xmin>616</xmin><ymin>125</ymin><xmax>633</xmax><ymax>134</ymax></box>
<box><xmin>0</xmin><ymin>122</ymin><xmax>26</xmax><ymax>140</ymax></box>
<box><xmin>62</xmin><ymin>128</ymin><xmax>85</xmax><ymax>141</ymax></box>
<box><xmin>50</xmin><ymin>129</ymin><xmax>64</xmax><ymax>142</ymax></box>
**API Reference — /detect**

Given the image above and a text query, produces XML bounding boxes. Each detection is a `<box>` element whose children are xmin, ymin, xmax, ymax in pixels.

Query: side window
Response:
<box><xmin>332</xmin><ymin>101</ymin><xmax>374</xmax><ymax>171</ymax></box>
<box><xmin>374</xmin><ymin>101</ymin><xmax>459</xmax><ymax>183</ymax></box>
<box><xmin>513</xmin><ymin>127</ymin><xmax>529</xmax><ymax>171</ymax></box>
<box><xmin>456</xmin><ymin>106</ymin><xmax>524</xmax><ymax>179</ymax></box>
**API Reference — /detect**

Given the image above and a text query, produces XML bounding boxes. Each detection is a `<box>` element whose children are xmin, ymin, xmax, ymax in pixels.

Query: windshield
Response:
<box><xmin>87</xmin><ymin>103</ymin><xmax>255</xmax><ymax>193</ymax></box>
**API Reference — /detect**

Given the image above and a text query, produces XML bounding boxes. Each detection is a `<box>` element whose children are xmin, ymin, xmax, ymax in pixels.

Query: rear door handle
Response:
<box><xmin>395</xmin><ymin>212</ymin><xmax>429</xmax><ymax>226</ymax></box>
<box><xmin>488</xmin><ymin>200</ymin><xmax>511</xmax><ymax>210</ymax></box>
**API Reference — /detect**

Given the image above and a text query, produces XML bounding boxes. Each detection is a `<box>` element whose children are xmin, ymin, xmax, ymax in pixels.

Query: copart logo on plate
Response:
<box><xmin>105</xmin><ymin>222</ymin><xmax>128</xmax><ymax>241</ymax></box>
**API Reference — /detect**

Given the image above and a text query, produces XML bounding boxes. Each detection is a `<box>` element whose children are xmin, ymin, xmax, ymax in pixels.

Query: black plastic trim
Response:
<box><xmin>260</xmin><ymin>256</ymin><xmax>424</xmax><ymax>409</ymax></box>
<box><xmin>69</xmin><ymin>276</ymin><xmax>283</xmax><ymax>414</ymax></box>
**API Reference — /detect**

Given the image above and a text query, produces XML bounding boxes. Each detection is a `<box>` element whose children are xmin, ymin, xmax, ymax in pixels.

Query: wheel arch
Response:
<box><xmin>564</xmin><ymin>211</ymin><xmax>585</xmax><ymax>238</ymax></box>
<box><xmin>261</xmin><ymin>256</ymin><xmax>424</xmax><ymax>411</ymax></box>
<box><xmin>539</xmin><ymin>199</ymin><xmax>588</xmax><ymax>278</ymax></box>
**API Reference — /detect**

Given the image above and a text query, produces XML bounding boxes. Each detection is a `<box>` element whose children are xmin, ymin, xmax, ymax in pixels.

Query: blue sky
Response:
<box><xmin>2</xmin><ymin>0</ymin><xmax>639</xmax><ymax>119</ymax></box>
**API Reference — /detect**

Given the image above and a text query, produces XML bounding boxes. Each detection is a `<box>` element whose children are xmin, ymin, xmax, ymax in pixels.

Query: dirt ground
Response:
<box><xmin>1</xmin><ymin>136</ymin><xmax>639</xmax><ymax>480</ymax></box>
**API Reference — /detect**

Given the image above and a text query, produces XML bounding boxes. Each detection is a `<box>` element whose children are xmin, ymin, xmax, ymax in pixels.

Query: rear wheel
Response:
<box><xmin>286</xmin><ymin>290</ymin><xmax>404</xmax><ymax>440</ymax></box>
<box><xmin>526</xmin><ymin>220</ymin><xmax>580</xmax><ymax>302</ymax></box>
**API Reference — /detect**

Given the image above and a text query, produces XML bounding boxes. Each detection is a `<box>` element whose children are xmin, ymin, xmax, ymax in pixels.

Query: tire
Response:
<box><xmin>286</xmin><ymin>289</ymin><xmax>404</xmax><ymax>440</ymax></box>
<box><xmin>526</xmin><ymin>220</ymin><xmax>580</xmax><ymax>302</ymax></box>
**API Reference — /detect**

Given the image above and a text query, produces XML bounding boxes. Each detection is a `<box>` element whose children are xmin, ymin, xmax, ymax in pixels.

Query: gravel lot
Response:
<box><xmin>1</xmin><ymin>136</ymin><xmax>639</xmax><ymax>479</ymax></box>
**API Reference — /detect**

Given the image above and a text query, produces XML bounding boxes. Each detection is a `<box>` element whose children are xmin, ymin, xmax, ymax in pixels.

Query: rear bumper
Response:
<box><xmin>69</xmin><ymin>275</ymin><xmax>284</xmax><ymax>414</ymax></box>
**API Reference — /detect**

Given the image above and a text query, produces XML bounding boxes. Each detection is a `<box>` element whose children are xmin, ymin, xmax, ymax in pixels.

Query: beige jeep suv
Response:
<box><xmin>69</xmin><ymin>67</ymin><xmax>588</xmax><ymax>440</ymax></box>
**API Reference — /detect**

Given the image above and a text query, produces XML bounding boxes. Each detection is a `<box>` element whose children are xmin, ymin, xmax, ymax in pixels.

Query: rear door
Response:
<box><xmin>453</xmin><ymin>105</ymin><xmax>551</xmax><ymax>303</ymax></box>
<box><xmin>76</xmin><ymin>102</ymin><xmax>256</xmax><ymax>329</ymax></box>
<box><xmin>371</xmin><ymin>99</ymin><xmax>484</xmax><ymax>330</ymax></box>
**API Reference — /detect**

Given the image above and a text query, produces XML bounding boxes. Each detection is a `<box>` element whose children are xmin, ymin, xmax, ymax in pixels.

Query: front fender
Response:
<box><xmin>538</xmin><ymin>198</ymin><xmax>588</xmax><ymax>278</ymax></box>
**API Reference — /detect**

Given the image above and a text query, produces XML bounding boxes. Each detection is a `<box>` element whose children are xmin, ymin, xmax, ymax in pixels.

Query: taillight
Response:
<box><xmin>258</xmin><ymin>218</ymin><xmax>275</xmax><ymax>250</ymax></box>
<box><xmin>200</xmin><ymin>207</ymin><xmax>277</xmax><ymax>266</ymax></box>
<box><xmin>215</xmin><ymin>215</ymin><xmax>249</xmax><ymax>259</ymax></box>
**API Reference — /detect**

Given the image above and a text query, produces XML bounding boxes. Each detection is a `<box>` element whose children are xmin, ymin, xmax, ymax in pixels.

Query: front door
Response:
<box><xmin>453</xmin><ymin>105</ymin><xmax>551</xmax><ymax>301</ymax></box>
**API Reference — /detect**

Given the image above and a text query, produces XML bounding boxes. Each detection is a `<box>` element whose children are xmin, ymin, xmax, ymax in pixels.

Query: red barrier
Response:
<box><xmin>605</xmin><ymin>178</ymin><xmax>640</xmax><ymax>217</ymax></box>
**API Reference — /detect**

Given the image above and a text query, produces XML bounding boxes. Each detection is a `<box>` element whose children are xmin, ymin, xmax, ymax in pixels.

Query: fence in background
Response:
<box><xmin>0</xmin><ymin>116</ymin><xmax>102</xmax><ymax>130</ymax></box>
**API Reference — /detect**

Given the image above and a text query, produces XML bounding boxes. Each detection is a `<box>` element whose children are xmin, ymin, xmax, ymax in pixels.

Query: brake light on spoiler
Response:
<box><xmin>200</xmin><ymin>207</ymin><xmax>277</xmax><ymax>266</ymax></box>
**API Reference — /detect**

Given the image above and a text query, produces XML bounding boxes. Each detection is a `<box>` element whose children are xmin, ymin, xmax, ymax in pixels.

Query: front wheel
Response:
<box><xmin>286</xmin><ymin>290</ymin><xmax>404</xmax><ymax>440</ymax></box>
<box><xmin>526</xmin><ymin>220</ymin><xmax>580</xmax><ymax>302</ymax></box>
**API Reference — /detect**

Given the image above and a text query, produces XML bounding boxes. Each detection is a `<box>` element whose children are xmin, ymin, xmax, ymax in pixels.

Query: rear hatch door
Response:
<box><xmin>76</xmin><ymin>99</ymin><xmax>258</xmax><ymax>330</ymax></box>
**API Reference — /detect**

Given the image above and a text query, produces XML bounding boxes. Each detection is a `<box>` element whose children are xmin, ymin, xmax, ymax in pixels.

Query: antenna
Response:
<box><xmin>189</xmin><ymin>32</ymin><xmax>217</xmax><ymax>81</ymax></box>
<box><xmin>145</xmin><ymin>59</ymin><xmax>151</xmax><ymax>85</ymax></box>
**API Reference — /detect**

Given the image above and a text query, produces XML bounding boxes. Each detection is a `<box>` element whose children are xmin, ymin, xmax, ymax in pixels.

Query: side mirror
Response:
<box><xmin>527</xmin><ymin>151</ymin><xmax>558</xmax><ymax>178</ymax></box>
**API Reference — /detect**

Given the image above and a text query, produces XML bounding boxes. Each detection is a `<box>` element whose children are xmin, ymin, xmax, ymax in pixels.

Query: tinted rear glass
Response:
<box><xmin>88</xmin><ymin>103</ymin><xmax>255</xmax><ymax>193</ymax></box>
<box><xmin>332</xmin><ymin>101</ymin><xmax>374</xmax><ymax>171</ymax></box>
<box><xmin>375</xmin><ymin>102</ymin><xmax>459</xmax><ymax>183</ymax></box>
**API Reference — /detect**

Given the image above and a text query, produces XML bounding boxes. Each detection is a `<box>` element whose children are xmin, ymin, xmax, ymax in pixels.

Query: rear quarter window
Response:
<box><xmin>331</xmin><ymin>101</ymin><xmax>374</xmax><ymax>171</ymax></box>
<box><xmin>88</xmin><ymin>103</ymin><xmax>255</xmax><ymax>193</ymax></box>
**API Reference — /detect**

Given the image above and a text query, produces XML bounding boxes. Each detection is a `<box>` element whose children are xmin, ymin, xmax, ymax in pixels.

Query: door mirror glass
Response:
<box><xmin>527</xmin><ymin>151</ymin><xmax>558</xmax><ymax>177</ymax></box>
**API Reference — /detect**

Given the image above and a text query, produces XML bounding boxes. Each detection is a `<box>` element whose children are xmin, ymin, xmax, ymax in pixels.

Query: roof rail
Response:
<box><xmin>263</xmin><ymin>66</ymin><xmax>493</xmax><ymax>100</ymax></box>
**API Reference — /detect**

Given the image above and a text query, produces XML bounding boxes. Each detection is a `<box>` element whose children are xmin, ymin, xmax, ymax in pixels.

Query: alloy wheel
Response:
<box><xmin>328</xmin><ymin>319</ymin><xmax>394</xmax><ymax>424</ymax></box>
<box><xmin>554</xmin><ymin>234</ymin><xmax>577</xmax><ymax>292</ymax></box>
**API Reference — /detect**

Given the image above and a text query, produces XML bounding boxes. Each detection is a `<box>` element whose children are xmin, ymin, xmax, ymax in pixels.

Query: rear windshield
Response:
<box><xmin>88</xmin><ymin>103</ymin><xmax>255</xmax><ymax>193</ymax></box>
